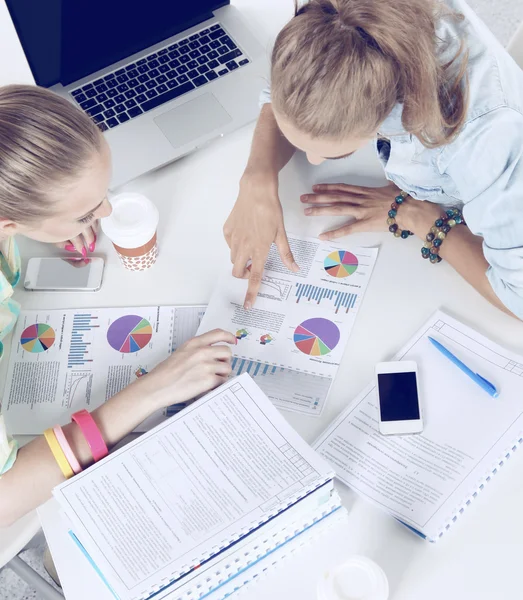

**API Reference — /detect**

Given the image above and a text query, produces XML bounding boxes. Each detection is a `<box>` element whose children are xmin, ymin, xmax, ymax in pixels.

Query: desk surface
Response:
<box><xmin>10</xmin><ymin>0</ymin><xmax>523</xmax><ymax>597</ymax></box>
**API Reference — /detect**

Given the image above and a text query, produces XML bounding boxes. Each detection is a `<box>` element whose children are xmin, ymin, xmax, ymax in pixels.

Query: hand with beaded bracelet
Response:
<box><xmin>302</xmin><ymin>181</ymin><xmax>516</xmax><ymax>319</ymax></box>
<box><xmin>386</xmin><ymin>191</ymin><xmax>414</xmax><ymax>240</ymax></box>
<box><xmin>421</xmin><ymin>208</ymin><xmax>466</xmax><ymax>264</ymax></box>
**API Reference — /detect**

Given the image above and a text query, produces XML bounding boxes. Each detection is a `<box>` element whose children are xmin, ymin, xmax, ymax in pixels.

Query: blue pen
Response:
<box><xmin>428</xmin><ymin>336</ymin><xmax>500</xmax><ymax>398</ymax></box>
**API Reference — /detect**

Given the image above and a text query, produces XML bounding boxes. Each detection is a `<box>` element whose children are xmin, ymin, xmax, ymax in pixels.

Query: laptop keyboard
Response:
<box><xmin>70</xmin><ymin>24</ymin><xmax>250</xmax><ymax>132</ymax></box>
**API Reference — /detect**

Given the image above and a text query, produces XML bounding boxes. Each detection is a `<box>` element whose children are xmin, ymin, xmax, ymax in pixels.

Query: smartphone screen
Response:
<box><xmin>36</xmin><ymin>259</ymin><xmax>93</xmax><ymax>288</ymax></box>
<box><xmin>377</xmin><ymin>372</ymin><xmax>420</xmax><ymax>422</ymax></box>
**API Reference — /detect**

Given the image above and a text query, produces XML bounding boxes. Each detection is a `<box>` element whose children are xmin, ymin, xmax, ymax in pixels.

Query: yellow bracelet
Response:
<box><xmin>44</xmin><ymin>428</ymin><xmax>75</xmax><ymax>479</ymax></box>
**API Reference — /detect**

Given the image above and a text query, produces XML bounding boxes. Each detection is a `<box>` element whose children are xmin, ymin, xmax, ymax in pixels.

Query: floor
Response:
<box><xmin>1</xmin><ymin>2</ymin><xmax>522</xmax><ymax>599</ymax></box>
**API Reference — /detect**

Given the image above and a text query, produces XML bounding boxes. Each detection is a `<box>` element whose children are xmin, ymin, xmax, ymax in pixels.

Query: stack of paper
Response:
<box><xmin>52</xmin><ymin>375</ymin><xmax>346</xmax><ymax>600</ymax></box>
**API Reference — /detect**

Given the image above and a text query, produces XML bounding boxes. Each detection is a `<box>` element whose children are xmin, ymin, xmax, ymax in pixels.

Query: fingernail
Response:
<box><xmin>304</xmin><ymin>208</ymin><xmax>312</xmax><ymax>215</ymax></box>
<box><xmin>81</xmin><ymin>247</ymin><xmax>87</xmax><ymax>258</ymax></box>
<box><xmin>244</xmin><ymin>301</ymin><xmax>252</xmax><ymax>310</ymax></box>
<box><xmin>292</xmin><ymin>262</ymin><xmax>300</xmax><ymax>272</ymax></box>
<box><xmin>89</xmin><ymin>242</ymin><xmax>96</xmax><ymax>253</ymax></box>
<box><xmin>64</xmin><ymin>244</ymin><xmax>76</xmax><ymax>252</ymax></box>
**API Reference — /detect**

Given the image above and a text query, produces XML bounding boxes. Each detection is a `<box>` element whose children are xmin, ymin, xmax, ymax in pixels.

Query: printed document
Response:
<box><xmin>198</xmin><ymin>234</ymin><xmax>378</xmax><ymax>415</ymax></box>
<box><xmin>1</xmin><ymin>306</ymin><xmax>205</xmax><ymax>434</ymax></box>
<box><xmin>53</xmin><ymin>374</ymin><xmax>334</xmax><ymax>600</ymax></box>
<box><xmin>315</xmin><ymin>311</ymin><xmax>523</xmax><ymax>541</ymax></box>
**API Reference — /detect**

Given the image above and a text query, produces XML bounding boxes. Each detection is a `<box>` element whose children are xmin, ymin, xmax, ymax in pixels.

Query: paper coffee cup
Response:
<box><xmin>101</xmin><ymin>192</ymin><xmax>159</xmax><ymax>271</ymax></box>
<box><xmin>317</xmin><ymin>557</ymin><xmax>389</xmax><ymax>600</ymax></box>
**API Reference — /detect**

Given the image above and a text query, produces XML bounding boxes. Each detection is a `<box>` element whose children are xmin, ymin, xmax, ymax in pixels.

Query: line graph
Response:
<box><xmin>258</xmin><ymin>276</ymin><xmax>292</xmax><ymax>301</ymax></box>
<box><xmin>64</xmin><ymin>371</ymin><xmax>93</xmax><ymax>407</ymax></box>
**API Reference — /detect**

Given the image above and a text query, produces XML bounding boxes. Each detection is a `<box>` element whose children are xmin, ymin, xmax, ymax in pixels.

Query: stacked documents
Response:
<box><xmin>53</xmin><ymin>375</ymin><xmax>346</xmax><ymax>600</ymax></box>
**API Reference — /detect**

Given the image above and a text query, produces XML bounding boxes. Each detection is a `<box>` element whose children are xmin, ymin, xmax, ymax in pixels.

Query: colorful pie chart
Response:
<box><xmin>293</xmin><ymin>318</ymin><xmax>340</xmax><ymax>356</ymax></box>
<box><xmin>107</xmin><ymin>315</ymin><xmax>152</xmax><ymax>353</ymax></box>
<box><xmin>20</xmin><ymin>323</ymin><xmax>56</xmax><ymax>353</ymax></box>
<box><xmin>324</xmin><ymin>251</ymin><xmax>358</xmax><ymax>278</ymax></box>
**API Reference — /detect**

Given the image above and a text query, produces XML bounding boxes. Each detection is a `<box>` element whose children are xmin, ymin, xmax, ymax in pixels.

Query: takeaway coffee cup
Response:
<box><xmin>317</xmin><ymin>557</ymin><xmax>389</xmax><ymax>600</ymax></box>
<box><xmin>101</xmin><ymin>193</ymin><xmax>159</xmax><ymax>271</ymax></box>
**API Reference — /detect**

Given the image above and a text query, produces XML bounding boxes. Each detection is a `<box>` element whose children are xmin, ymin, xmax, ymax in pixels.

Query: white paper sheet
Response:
<box><xmin>198</xmin><ymin>234</ymin><xmax>378</xmax><ymax>416</ymax></box>
<box><xmin>1</xmin><ymin>306</ymin><xmax>205</xmax><ymax>434</ymax></box>
<box><xmin>53</xmin><ymin>375</ymin><xmax>334</xmax><ymax>600</ymax></box>
<box><xmin>314</xmin><ymin>311</ymin><xmax>523</xmax><ymax>541</ymax></box>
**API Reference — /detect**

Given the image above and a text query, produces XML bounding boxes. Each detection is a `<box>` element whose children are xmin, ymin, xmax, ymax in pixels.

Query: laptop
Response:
<box><xmin>5</xmin><ymin>0</ymin><xmax>269</xmax><ymax>188</ymax></box>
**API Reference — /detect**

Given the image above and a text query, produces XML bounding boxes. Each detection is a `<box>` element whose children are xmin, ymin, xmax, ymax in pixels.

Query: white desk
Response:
<box><xmin>8</xmin><ymin>0</ymin><xmax>523</xmax><ymax>597</ymax></box>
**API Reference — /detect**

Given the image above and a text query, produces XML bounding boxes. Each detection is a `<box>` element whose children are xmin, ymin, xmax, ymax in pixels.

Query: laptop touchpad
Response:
<box><xmin>154</xmin><ymin>93</ymin><xmax>232</xmax><ymax>149</ymax></box>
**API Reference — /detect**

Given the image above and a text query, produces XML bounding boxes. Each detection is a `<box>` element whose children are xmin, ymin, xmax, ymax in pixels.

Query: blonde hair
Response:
<box><xmin>271</xmin><ymin>0</ymin><xmax>469</xmax><ymax>148</ymax></box>
<box><xmin>0</xmin><ymin>85</ymin><xmax>102</xmax><ymax>223</ymax></box>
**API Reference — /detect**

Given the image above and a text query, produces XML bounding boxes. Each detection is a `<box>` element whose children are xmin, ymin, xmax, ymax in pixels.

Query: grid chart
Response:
<box><xmin>505</xmin><ymin>361</ymin><xmax>523</xmax><ymax>376</ymax></box>
<box><xmin>280</xmin><ymin>443</ymin><xmax>314</xmax><ymax>477</ymax></box>
<box><xmin>295</xmin><ymin>283</ymin><xmax>357</xmax><ymax>314</ymax></box>
<box><xmin>67</xmin><ymin>314</ymin><xmax>99</xmax><ymax>368</ymax></box>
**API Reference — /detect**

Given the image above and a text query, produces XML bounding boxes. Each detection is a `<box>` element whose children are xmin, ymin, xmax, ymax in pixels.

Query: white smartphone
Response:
<box><xmin>376</xmin><ymin>360</ymin><xmax>423</xmax><ymax>435</ymax></box>
<box><xmin>24</xmin><ymin>257</ymin><xmax>104</xmax><ymax>292</ymax></box>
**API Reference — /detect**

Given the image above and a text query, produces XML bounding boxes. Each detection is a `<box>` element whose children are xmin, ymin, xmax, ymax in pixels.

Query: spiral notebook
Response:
<box><xmin>163</xmin><ymin>491</ymin><xmax>346</xmax><ymax>600</ymax></box>
<box><xmin>314</xmin><ymin>310</ymin><xmax>523</xmax><ymax>542</ymax></box>
<box><xmin>53</xmin><ymin>374</ymin><xmax>337</xmax><ymax>600</ymax></box>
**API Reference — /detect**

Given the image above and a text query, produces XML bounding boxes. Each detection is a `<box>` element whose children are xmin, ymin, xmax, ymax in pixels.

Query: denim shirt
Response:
<box><xmin>261</xmin><ymin>0</ymin><xmax>523</xmax><ymax>319</ymax></box>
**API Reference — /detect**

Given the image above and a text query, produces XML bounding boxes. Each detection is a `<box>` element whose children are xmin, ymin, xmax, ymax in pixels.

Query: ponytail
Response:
<box><xmin>271</xmin><ymin>0</ymin><xmax>469</xmax><ymax>148</ymax></box>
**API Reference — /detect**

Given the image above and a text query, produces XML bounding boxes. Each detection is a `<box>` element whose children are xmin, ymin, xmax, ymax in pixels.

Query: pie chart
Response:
<box><xmin>107</xmin><ymin>315</ymin><xmax>152</xmax><ymax>353</ymax></box>
<box><xmin>324</xmin><ymin>251</ymin><xmax>358</xmax><ymax>278</ymax></box>
<box><xmin>20</xmin><ymin>323</ymin><xmax>56</xmax><ymax>353</ymax></box>
<box><xmin>294</xmin><ymin>318</ymin><xmax>340</xmax><ymax>356</ymax></box>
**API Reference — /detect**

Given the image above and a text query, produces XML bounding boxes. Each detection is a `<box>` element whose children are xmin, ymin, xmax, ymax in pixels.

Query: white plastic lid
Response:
<box><xmin>317</xmin><ymin>557</ymin><xmax>389</xmax><ymax>600</ymax></box>
<box><xmin>101</xmin><ymin>192</ymin><xmax>159</xmax><ymax>249</ymax></box>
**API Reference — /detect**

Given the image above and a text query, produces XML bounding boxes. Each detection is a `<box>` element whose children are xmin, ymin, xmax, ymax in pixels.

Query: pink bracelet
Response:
<box><xmin>71</xmin><ymin>410</ymin><xmax>109</xmax><ymax>462</ymax></box>
<box><xmin>53</xmin><ymin>425</ymin><xmax>83</xmax><ymax>475</ymax></box>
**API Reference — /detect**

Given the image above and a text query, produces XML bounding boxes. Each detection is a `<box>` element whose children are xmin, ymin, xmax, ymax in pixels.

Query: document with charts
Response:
<box><xmin>198</xmin><ymin>234</ymin><xmax>378</xmax><ymax>416</ymax></box>
<box><xmin>1</xmin><ymin>305</ymin><xmax>205</xmax><ymax>434</ymax></box>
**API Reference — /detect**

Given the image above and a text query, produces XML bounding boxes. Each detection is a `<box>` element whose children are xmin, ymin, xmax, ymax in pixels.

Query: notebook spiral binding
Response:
<box><xmin>136</xmin><ymin>476</ymin><xmax>333</xmax><ymax>600</ymax></box>
<box><xmin>437</xmin><ymin>434</ymin><xmax>523</xmax><ymax>541</ymax></box>
<box><xmin>186</xmin><ymin>499</ymin><xmax>346</xmax><ymax>600</ymax></box>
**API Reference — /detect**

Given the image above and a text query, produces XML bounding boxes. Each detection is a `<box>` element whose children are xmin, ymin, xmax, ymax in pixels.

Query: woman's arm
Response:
<box><xmin>0</xmin><ymin>330</ymin><xmax>235</xmax><ymax>528</ymax></box>
<box><xmin>302</xmin><ymin>183</ymin><xmax>521</xmax><ymax>320</ymax></box>
<box><xmin>398</xmin><ymin>200</ymin><xmax>517</xmax><ymax>318</ymax></box>
<box><xmin>241</xmin><ymin>103</ymin><xmax>296</xmax><ymax>180</ymax></box>
<box><xmin>224</xmin><ymin>103</ymin><xmax>298</xmax><ymax>309</ymax></box>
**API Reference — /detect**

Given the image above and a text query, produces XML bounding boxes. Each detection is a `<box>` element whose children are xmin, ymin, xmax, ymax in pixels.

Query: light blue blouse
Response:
<box><xmin>261</xmin><ymin>0</ymin><xmax>523</xmax><ymax>319</ymax></box>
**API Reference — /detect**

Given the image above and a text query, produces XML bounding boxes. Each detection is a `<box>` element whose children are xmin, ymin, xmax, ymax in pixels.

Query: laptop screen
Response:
<box><xmin>6</xmin><ymin>0</ymin><xmax>229</xmax><ymax>87</ymax></box>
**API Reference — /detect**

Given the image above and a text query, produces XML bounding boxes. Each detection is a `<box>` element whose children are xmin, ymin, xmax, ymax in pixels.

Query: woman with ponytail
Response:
<box><xmin>224</xmin><ymin>0</ymin><xmax>523</xmax><ymax>320</ymax></box>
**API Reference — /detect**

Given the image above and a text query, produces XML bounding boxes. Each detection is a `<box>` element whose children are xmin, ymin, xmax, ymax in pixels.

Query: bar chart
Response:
<box><xmin>294</xmin><ymin>283</ymin><xmax>358</xmax><ymax>313</ymax></box>
<box><xmin>67</xmin><ymin>313</ymin><xmax>99</xmax><ymax>368</ymax></box>
<box><xmin>230</xmin><ymin>356</ymin><xmax>332</xmax><ymax>415</ymax></box>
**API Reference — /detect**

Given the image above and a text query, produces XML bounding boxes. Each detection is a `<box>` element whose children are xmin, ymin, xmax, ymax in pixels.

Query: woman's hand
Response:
<box><xmin>139</xmin><ymin>329</ymin><xmax>237</xmax><ymax>408</ymax></box>
<box><xmin>301</xmin><ymin>182</ymin><xmax>403</xmax><ymax>240</ymax></box>
<box><xmin>55</xmin><ymin>222</ymin><xmax>98</xmax><ymax>256</ymax></box>
<box><xmin>224</xmin><ymin>175</ymin><xmax>299</xmax><ymax>309</ymax></box>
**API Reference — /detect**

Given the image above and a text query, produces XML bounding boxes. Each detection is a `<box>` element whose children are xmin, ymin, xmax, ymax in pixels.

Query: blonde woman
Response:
<box><xmin>0</xmin><ymin>85</ymin><xmax>234</xmax><ymax>526</ymax></box>
<box><xmin>224</xmin><ymin>0</ymin><xmax>523</xmax><ymax>321</ymax></box>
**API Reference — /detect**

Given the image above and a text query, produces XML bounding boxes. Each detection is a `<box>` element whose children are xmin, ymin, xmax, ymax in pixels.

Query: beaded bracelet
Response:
<box><xmin>421</xmin><ymin>208</ymin><xmax>466</xmax><ymax>264</ymax></box>
<box><xmin>387</xmin><ymin>191</ymin><xmax>414</xmax><ymax>239</ymax></box>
